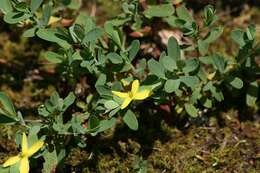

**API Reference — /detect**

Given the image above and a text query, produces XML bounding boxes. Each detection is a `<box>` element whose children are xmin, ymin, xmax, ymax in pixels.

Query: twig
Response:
<box><xmin>24</xmin><ymin>119</ymin><xmax>44</xmax><ymax>123</ymax></box>
<box><xmin>90</xmin><ymin>0</ymin><xmax>96</xmax><ymax>17</ymax></box>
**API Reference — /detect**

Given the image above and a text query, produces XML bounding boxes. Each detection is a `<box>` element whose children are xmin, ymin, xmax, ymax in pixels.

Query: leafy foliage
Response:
<box><xmin>0</xmin><ymin>1</ymin><xmax>259</xmax><ymax>172</ymax></box>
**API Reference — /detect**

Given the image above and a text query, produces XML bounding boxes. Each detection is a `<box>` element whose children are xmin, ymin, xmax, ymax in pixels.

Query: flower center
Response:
<box><xmin>128</xmin><ymin>92</ymin><xmax>134</xmax><ymax>98</ymax></box>
<box><xmin>21</xmin><ymin>152</ymin><xmax>28</xmax><ymax>158</ymax></box>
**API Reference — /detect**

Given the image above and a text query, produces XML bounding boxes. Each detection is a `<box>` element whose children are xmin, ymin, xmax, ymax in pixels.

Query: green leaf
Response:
<box><xmin>75</xmin><ymin>14</ymin><xmax>94</xmax><ymax>31</ymax></box>
<box><xmin>164</xmin><ymin>79</ymin><xmax>180</xmax><ymax>93</ymax></box>
<box><xmin>246</xmin><ymin>81</ymin><xmax>258</xmax><ymax>107</ymax></box>
<box><xmin>36</xmin><ymin>28</ymin><xmax>71</xmax><ymax>49</ymax></box>
<box><xmin>122</xmin><ymin>2</ymin><xmax>133</xmax><ymax>14</ymax></box>
<box><xmin>182</xmin><ymin>21</ymin><xmax>198</xmax><ymax>36</ymax></box>
<box><xmin>10</xmin><ymin>163</ymin><xmax>19</xmax><ymax>173</ymax></box>
<box><xmin>176</xmin><ymin>6</ymin><xmax>193</xmax><ymax>23</ymax></box>
<box><xmin>198</xmin><ymin>39</ymin><xmax>209</xmax><ymax>55</ymax></box>
<box><xmin>83</xmin><ymin>28</ymin><xmax>103</xmax><ymax>43</ymax></box>
<box><xmin>0</xmin><ymin>115</ymin><xmax>18</xmax><ymax>123</ymax></box>
<box><xmin>167</xmin><ymin>36</ymin><xmax>180</xmax><ymax>60</ymax></box>
<box><xmin>65</xmin><ymin>0</ymin><xmax>82</xmax><ymax>10</ymax></box>
<box><xmin>212</xmin><ymin>54</ymin><xmax>226</xmax><ymax>73</ymax></box>
<box><xmin>204</xmin><ymin>26</ymin><xmax>223</xmax><ymax>43</ymax></box>
<box><xmin>96</xmin><ymin>85</ymin><xmax>112</xmax><ymax>98</ymax></box>
<box><xmin>161</xmin><ymin>56</ymin><xmax>177</xmax><ymax>71</ymax></box>
<box><xmin>180</xmin><ymin>76</ymin><xmax>199</xmax><ymax>89</ymax></box>
<box><xmin>184</xmin><ymin>103</ymin><xmax>198</xmax><ymax>117</ymax></box>
<box><xmin>201</xmin><ymin>97</ymin><xmax>212</xmax><ymax>108</ymax></box>
<box><xmin>45</xmin><ymin>51</ymin><xmax>63</xmax><ymax>63</ymax></box>
<box><xmin>203</xmin><ymin>82</ymin><xmax>224</xmax><ymax>102</ymax></box>
<box><xmin>148</xmin><ymin>59</ymin><xmax>165</xmax><ymax>78</ymax></box>
<box><xmin>28</xmin><ymin>126</ymin><xmax>41</xmax><ymax>146</ymax></box>
<box><xmin>129</xmin><ymin>40</ymin><xmax>140</xmax><ymax>61</ymax></box>
<box><xmin>165</xmin><ymin>16</ymin><xmax>186</xmax><ymax>28</ymax></box>
<box><xmin>183</xmin><ymin>58</ymin><xmax>199</xmax><ymax>73</ymax></box>
<box><xmin>72</xmin><ymin>51</ymin><xmax>83</xmax><ymax>61</ymax></box>
<box><xmin>104</xmin><ymin>22</ymin><xmax>122</xmax><ymax>48</ymax></box>
<box><xmin>231</xmin><ymin>29</ymin><xmax>245</xmax><ymax>47</ymax></box>
<box><xmin>199</xmin><ymin>56</ymin><xmax>213</xmax><ymax>65</ymax></box>
<box><xmin>123</xmin><ymin>110</ymin><xmax>138</xmax><ymax>130</ymax></box>
<box><xmin>0</xmin><ymin>167</ymin><xmax>9</xmax><ymax>173</ymax></box>
<box><xmin>98</xmin><ymin>118</ymin><xmax>117</xmax><ymax>133</ymax></box>
<box><xmin>104</xmin><ymin>100</ymin><xmax>119</xmax><ymax>110</ymax></box>
<box><xmin>95</xmin><ymin>74</ymin><xmax>107</xmax><ymax>86</ymax></box>
<box><xmin>42</xmin><ymin>2</ymin><xmax>52</xmax><ymax>26</ymax></box>
<box><xmin>236</xmin><ymin>43</ymin><xmax>251</xmax><ymax>64</ymax></box>
<box><xmin>88</xmin><ymin>115</ymin><xmax>100</xmax><ymax>130</ymax></box>
<box><xmin>0</xmin><ymin>92</ymin><xmax>17</xmax><ymax>118</ymax></box>
<box><xmin>4</xmin><ymin>12</ymin><xmax>30</xmax><ymax>24</ymax></box>
<box><xmin>108</xmin><ymin>107</ymin><xmax>120</xmax><ymax>117</ymax></box>
<box><xmin>226</xmin><ymin>76</ymin><xmax>243</xmax><ymax>89</ymax></box>
<box><xmin>63</xmin><ymin>92</ymin><xmax>76</xmax><ymax>111</ymax></box>
<box><xmin>15</xmin><ymin>2</ymin><xmax>28</xmax><ymax>13</ymax></box>
<box><xmin>246</xmin><ymin>24</ymin><xmax>256</xmax><ymax>41</ymax></box>
<box><xmin>23</xmin><ymin>27</ymin><xmax>37</xmax><ymax>38</ymax></box>
<box><xmin>43</xmin><ymin>150</ymin><xmax>58</xmax><ymax>173</ymax></box>
<box><xmin>197</xmin><ymin>68</ymin><xmax>207</xmax><ymax>82</ymax></box>
<box><xmin>0</xmin><ymin>0</ymin><xmax>13</xmax><ymax>14</ymax></box>
<box><xmin>144</xmin><ymin>4</ymin><xmax>174</xmax><ymax>18</ymax></box>
<box><xmin>198</xmin><ymin>27</ymin><xmax>223</xmax><ymax>55</ymax></box>
<box><xmin>203</xmin><ymin>5</ymin><xmax>218</xmax><ymax>26</ymax></box>
<box><xmin>69</xmin><ymin>24</ymin><xmax>85</xmax><ymax>43</ymax></box>
<box><xmin>190</xmin><ymin>89</ymin><xmax>202</xmax><ymax>104</ymax></box>
<box><xmin>48</xmin><ymin>91</ymin><xmax>62</xmax><ymax>112</ymax></box>
<box><xmin>107</xmin><ymin>52</ymin><xmax>123</xmax><ymax>64</ymax></box>
<box><xmin>30</xmin><ymin>0</ymin><xmax>43</xmax><ymax>13</ymax></box>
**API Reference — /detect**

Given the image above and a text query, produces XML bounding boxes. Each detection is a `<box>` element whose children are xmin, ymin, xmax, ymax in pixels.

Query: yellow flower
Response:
<box><xmin>48</xmin><ymin>16</ymin><xmax>61</xmax><ymax>25</ymax></box>
<box><xmin>112</xmin><ymin>80</ymin><xmax>151</xmax><ymax>109</ymax></box>
<box><xmin>3</xmin><ymin>133</ymin><xmax>44</xmax><ymax>173</ymax></box>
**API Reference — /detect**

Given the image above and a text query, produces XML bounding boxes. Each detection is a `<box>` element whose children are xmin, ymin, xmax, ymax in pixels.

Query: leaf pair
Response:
<box><xmin>0</xmin><ymin>92</ymin><xmax>17</xmax><ymax>123</ymax></box>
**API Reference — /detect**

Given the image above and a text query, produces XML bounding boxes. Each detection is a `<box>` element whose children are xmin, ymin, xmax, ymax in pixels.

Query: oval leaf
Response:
<box><xmin>144</xmin><ymin>4</ymin><xmax>174</xmax><ymax>18</ymax></box>
<box><xmin>123</xmin><ymin>110</ymin><xmax>138</xmax><ymax>130</ymax></box>
<box><xmin>148</xmin><ymin>59</ymin><xmax>165</xmax><ymax>79</ymax></box>
<box><xmin>167</xmin><ymin>36</ymin><xmax>180</xmax><ymax>60</ymax></box>
<box><xmin>30</xmin><ymin>0</ymin><xmax>43</xmax><ymax>13</ymax></box>
<box><xmin>184</xmin><ymin>103</ymin><xmax>198</xmax><ymax>117</ymax></box>
<box><xmin>0</xmin><ymin>92</ymin><xmax>17</xmax><ymax>118</ymax></box>
<box><xmin>164</xmin><ymin>79</ymin><xmax>180</xmax><ymax>93</ymax></box>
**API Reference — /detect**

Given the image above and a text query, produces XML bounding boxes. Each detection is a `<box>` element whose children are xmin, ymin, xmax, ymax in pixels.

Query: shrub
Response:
<box><xmin>0</xmin><ymin>0</ymin><xmax>259</xmax><ymax>172</ymax></box>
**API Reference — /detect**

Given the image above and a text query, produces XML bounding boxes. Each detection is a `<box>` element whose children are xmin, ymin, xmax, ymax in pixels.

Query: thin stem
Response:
<box><xmin>24</xmin><ymin>119</ymin><xmax>45</xmax><ymax>123</ymax></box>
<box><xmin>56</xmin><ymin>132</ymin><xmax>86</xmax><ymax>135</ymax></box>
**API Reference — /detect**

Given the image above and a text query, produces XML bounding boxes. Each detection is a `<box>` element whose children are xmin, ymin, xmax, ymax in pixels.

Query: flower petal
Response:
<box><xmin>112</xmin><ymin>91</ymin><xmax>129</xmax><ymax>98</ymax></box>
<box><xmin>21</xmin><ymin>133</ymin><xmax>28</xmax><ymax>155</ymax></box>
<box><xmin>28</xmin><ymin>140</ymin><xmax>44</xmax><ymax>157</ymax></box>
<box><xmin>121</xmin><ymin>97</ymin><xmax>132</xmax><ymax>109</ymax></box>
<box><xmin>133</xmin><ymin>90</ymin><xmax>151</xmax><ymax>100</ymax></box>
<box><xmin>131</xmin><ymin>80</ymin><xmax>140</xmax><ymax>95</ymax></box>
<box><xmin>48</xmin><ymin>16</ymin><xmax>61</xmax><ymax>25</ymax></box>
<box><xmin>3</xmin><ymin>155</ymin><xmax>21</xmax><ymax>167</ymax></box>
<box><xmin>19</xmin><ymin>157</ymin><xmax>29</xmax><ymax>173</ymax></box>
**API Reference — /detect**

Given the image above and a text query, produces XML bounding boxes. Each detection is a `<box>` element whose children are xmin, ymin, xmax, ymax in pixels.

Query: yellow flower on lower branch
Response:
<box><xmin>3</xmin><ymin>133</ymin><xmax>44</xmax><ymax>173</ymax></box>
<box><xmin>48</xmin><ymin>16</ymin><xmax>61</xmax><ymax>25</ymax></box>
<box><xmin>112</xmin><ymin>80</ymin><xmax>151</xmax><ymax>109</ymax></box>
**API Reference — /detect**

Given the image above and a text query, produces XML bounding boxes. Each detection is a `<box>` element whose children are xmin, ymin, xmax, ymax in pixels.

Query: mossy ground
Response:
<box><xmin>0</xmin><ymin>1</ymin><xmax>259</xmax><ymax>173</ymax></box>
<box><xmin>64</xmin><ymin>109</ymin><xmax>260</xmax><ymax>173</ymax></box>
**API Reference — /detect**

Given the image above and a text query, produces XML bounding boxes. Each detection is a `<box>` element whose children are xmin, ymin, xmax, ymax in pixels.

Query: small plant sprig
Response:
<box><xmin>3</xmin><ymin>133</ymin><xmax>44</xmax><ymax>173</ymax></box>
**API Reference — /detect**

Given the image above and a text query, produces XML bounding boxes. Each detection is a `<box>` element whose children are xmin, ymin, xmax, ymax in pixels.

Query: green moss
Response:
<box><xmin>62</xmin><ymin>109</ymin><xmax>260</xmax><ymax>172</ymax></box>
